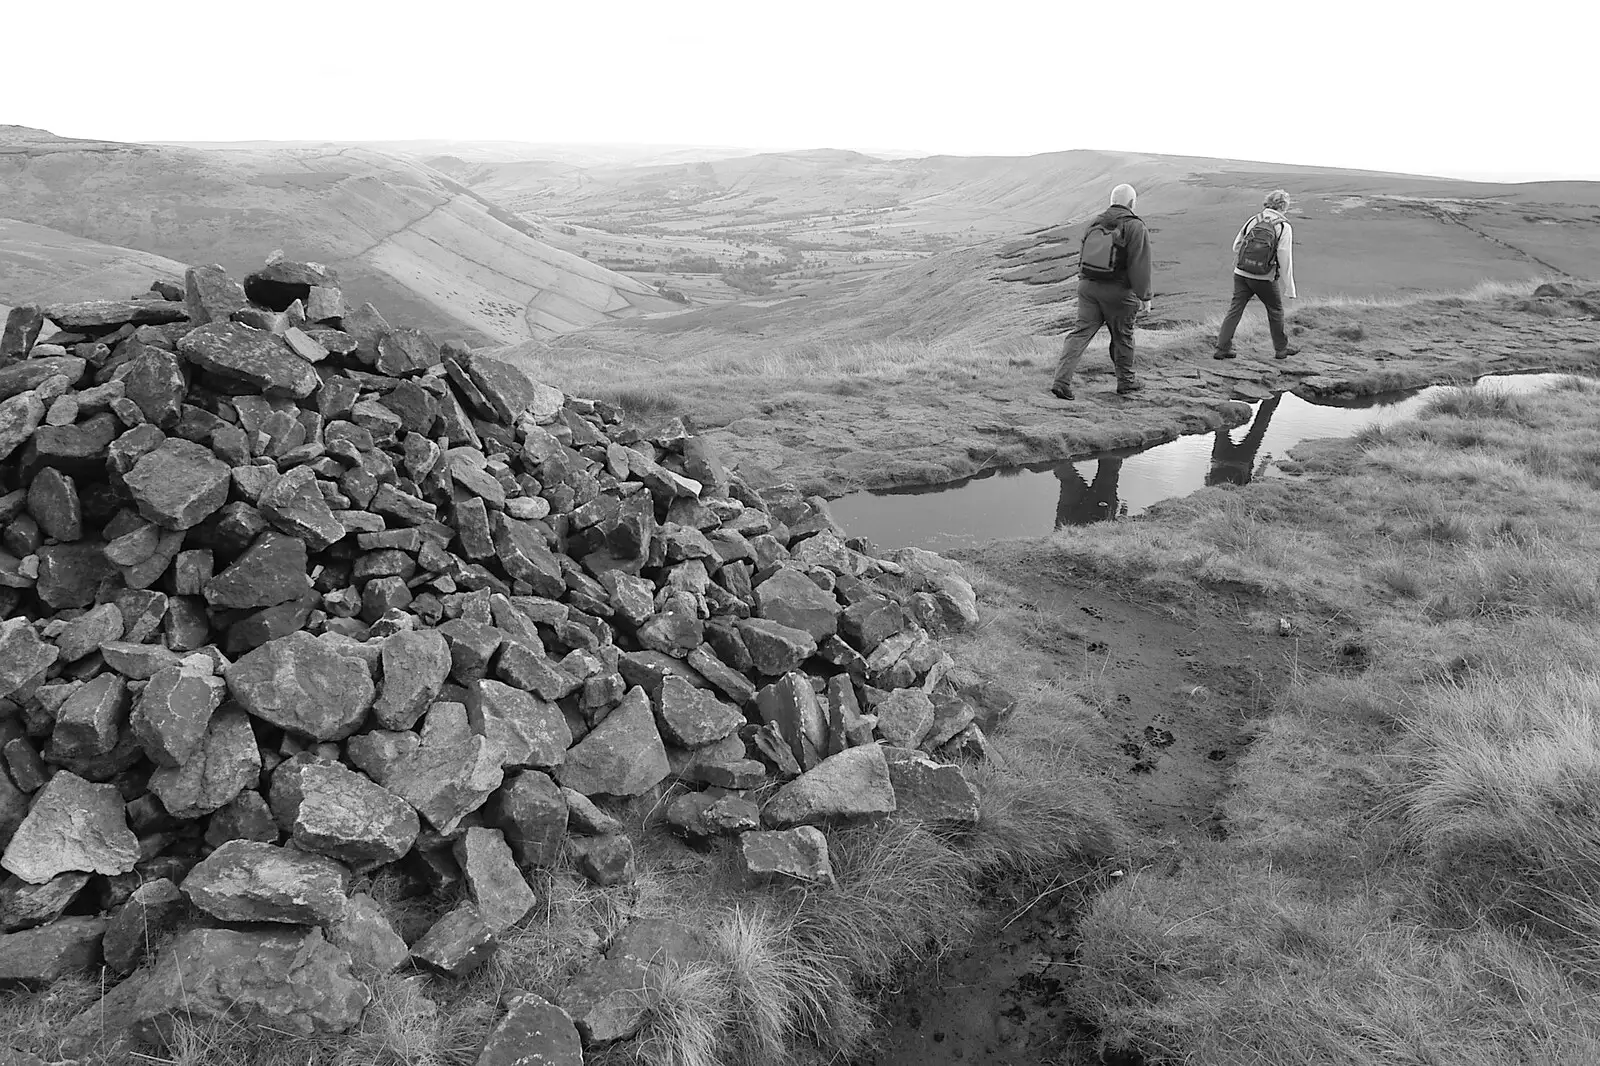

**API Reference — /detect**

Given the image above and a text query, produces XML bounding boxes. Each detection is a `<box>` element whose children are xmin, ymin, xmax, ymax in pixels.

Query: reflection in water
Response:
<box><xmin>1055</xmin><ymin>458</ymin><xmax>1126</xmax><ymax>527</ymax></box>
<box><xmin>1207</xmin><ymin>393</ymin><xmax>1282</xmax><ymax>487</ymax></box>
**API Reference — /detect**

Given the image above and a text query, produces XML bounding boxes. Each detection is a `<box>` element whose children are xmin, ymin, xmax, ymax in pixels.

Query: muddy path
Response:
<box><xmin>857</xmin><ymin>571</ymin><xmax>1288</xmax><ymax>1066</ymax></box>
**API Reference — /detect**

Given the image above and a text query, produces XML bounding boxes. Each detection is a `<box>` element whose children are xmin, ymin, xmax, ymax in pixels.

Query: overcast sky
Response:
<box><xmin>9</xmin><ymin>0</ymin><xmax>1596</xmax><ymax>181</ymax></box>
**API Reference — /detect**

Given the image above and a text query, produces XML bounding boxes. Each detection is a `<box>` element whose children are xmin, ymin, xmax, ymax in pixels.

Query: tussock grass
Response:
<box><xmin>1067</xmin><ymin>366</ymin><xmax>1600</xmax><ymax>1059</ymax></box>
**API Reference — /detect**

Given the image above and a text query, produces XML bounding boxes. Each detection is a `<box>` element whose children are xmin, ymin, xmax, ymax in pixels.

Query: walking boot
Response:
<box><xmin>1275</xmin><ymin>346</ymin><xmax>1300</xmax><ymax>360</ymax></box>
<box><xmin>1116</xmin><ymin>380</ymin><xmax>1144</xmax><ymax>396</ymax></box>
<box><xmin>1049</xmin><ymin>383</ymin><xmax>1074</xmax><ymax>400</ymax></box>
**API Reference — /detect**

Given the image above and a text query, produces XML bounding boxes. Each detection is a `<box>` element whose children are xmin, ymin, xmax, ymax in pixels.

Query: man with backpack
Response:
<box><xmin>1051</xmin><ymin>184</ymin><xmax>1154</xmax><ymax>400</ymax></box>
<box><xmin>1214</xmin><ymin>189</ymin><xmax>1299</xmax><ymax>360</ymax></box>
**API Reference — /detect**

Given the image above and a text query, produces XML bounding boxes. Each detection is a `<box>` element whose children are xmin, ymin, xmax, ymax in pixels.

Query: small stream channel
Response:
<box><xmin>830</xmin><ymin>373</ymin><xmax>1575</xmax><ymax>550</ymax></box>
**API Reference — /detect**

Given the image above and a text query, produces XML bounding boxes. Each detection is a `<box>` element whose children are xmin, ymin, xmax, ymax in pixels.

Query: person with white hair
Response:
<box><xmin>1214</xmin><ymin>189</ymin><xmax>1300</xmax><ymax>360</ymax></box>
<box><xmin>1051</xmin><ymin>183</ymin><xmax>1155</xmax><ymax>400</ymax></box>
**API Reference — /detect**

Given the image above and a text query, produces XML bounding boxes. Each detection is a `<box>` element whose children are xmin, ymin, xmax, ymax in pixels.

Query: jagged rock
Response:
<box><xmin>0</xmin><ymin>917</ymin><xmax>106</xmax><ymax>981</ymax></box>
<box><xmin>226</xmin><ymin>631</ymin><xmax>375</xmax><ymax>741</ymax></box>
<box><xmin>131</xmin><ymin>927</ymin><xmax>370</xmax><ymax>1038</ymax></box>
<box><xmin>53</xmin><ymin>602</ymin><xmax>122</xmax><ymax>662</ymax></box>
<box><xmin>0</xmin><ymin>391</ymin><xmax>45</xmax><ymax>461</ymax></box>
<box><xmin>121</xmin><ymin>346</ymin><xmax>187</xmax><ymax>428</ymax></box>
<box><xmin>102</xmin><ymin>878</ymin><xmax>184</xmax><ymax>974</ymax></box>
<box><xmin>561</xmin><ymin>919</ymin><xmax>704</xmax><ymax>1044</ymax></box>
<box><xmin>561</xmin><ymin>787</ymin><xmax>625</xmax><ymax>836</ymax></box>
<box><xmin>259</xmin><ymin>465</ymin><xmax>345</xmax><ymax>550</ymax></box>
<box><xmin>177</xmin><ymin>321</ymin><xmax>319</xmax><ymax>398</ymax></box>
<box><xmin>147</xmin><ymin>706</ymin><xmax>260</xmax><ymax>817</ymax></box>
<box><xmin>739</xmin><ymin>826</ymin><xmax>835</xmax><ymax>885</ymax></box>
<box><xmin>203</xmin><ymin>530</ymin><xmax>309</xmax><ymax>608</ymax></box>
<box><xmin>455</xmin><ymin>827</ymin><xmax>536</xmax><ymax>932</ymax></box>
<box><xmin>882</xmin><ymin>747</ymin><xmax>981</xmax><ymax>826</ymax></box>
<box><xmin>841</xmin><ymin>595</ymin><xmax>905</xmax><ymax>653</ymax></box>
<box><xmin>0</xmin><ymin>618</ymin><xmax>57</xmax><ymax>701</ymax></box>
<box><xmin>1</xmin><ymin>771</ymin><xmax>139</xmax><ymax>884</ymax></box>
<box><xmin>129</xmin><ymin>660</ymin><xmax>224</xmax><ymax>767</ymax></box>
<box><xmin>484</xmin><ymin>771</ymin><xmax>568</xmax><ymax>867</ymax></box>
<box><xmin>35</xmin><ymin>541</ymin><xmax>117</xmax><ymax>609</ymax></box>
<box><xmin>467</xmin><ymin>679</ymin><xmax>571</xmax><ymax>770</ymax></box>
<box><xmin>373</xmin><ymin>628</ymin><xmax>451</xmax><ymax>729</ymax></box>
<box><xmin>48</xmin><ymin>671</ymin><xmax>129</xmax><ymax>760</ymax></box>
<box><xmin>182</xmin><ymin>839</ymin><xmax>349</xmax><ymax>924</ymax></box>
<box><xmin>887</xmin><ymin>547</ymin><xmax>981</xmax><ymax>630</ymax></box>
<box><xmin>756</xmin><ymin>671</ymin><xmax>828</xmax><ymax>770</ymax></box>
<box><xmin>27</xmin><ymin>467</ymin><xmax>81</xmax><ymax>541</ymax></box>
<box><xmin>101</xmin><ymin>639</ymin><xmax>181</xmax><ymax>679</ymax></box>
<box><xmin>330</xmin><ymin>893</ymin><xmax>409</xmax><ymax>975</ymax></box>
<box><xmin>555</xmin><ymin>687</ymin><xmax>669</xmax><ymax>797</ymax></box>
<box><xmin>755</xmin><ymin>566</ymin><xmax>841</xmax><ymax>641</ymax></box>
<box><xmin>875</xmin><ymin>688</ymin><xmax>936</xmax><ymax>749</ymax></box>
<box><xmin>762</xmin><ymin>744</ymin><xmax>896</xmax><ymax>828</ymax></box>
<box><xmin>44</xmin><ymin>298</ymin><xmax>186</xmax><ymax>328</ymax></box>
<box><xmin>736</xmin><ymin>617</ymin><xmax>817</xmax><ymax>676</ymax></box>
<box><xmin>412</xmin><ymin>901</ymin><xmax>496</xmax><ymax>978</ymax></box>
<box><xmin>666</xmin><ymin>788</ymin><xmax>760</xmax><ymax>837</ymax></box>
<box><xmin>123</xmin><ymin>438</ymin><xmax>230</xmax><ymax>529</ymax></box>
<box><xmin>654</xmin><ymin>674</ymin><xmax>746</xmax><ymax>748</ymax></box>
<box><xmin>1</xmin><ymin>305</ymin><xmax>44</xmax><ymax>362</ymax></box>
<box><xmin>204</xmin><ymin>789</ymin><xmax>280</xmax><ymax>847</ymax></box>
<box><xmin>0</xmin><ymin>871</ymin><xmax>89</xmax><ymax>932</ymax></box>
<box><xmin>386</xmin><ymin>702</ymin><xmax>505</xmax><ymax>832</ymax></box>
<box><xmin>291</xmin><ymin>762</ymin><xmax>419</xmax><ymax>873</ymax></box>
<box><xmin>185</xmin><ymin>264</ymin><xmax>249</xmax><ymax>324</ymax></box>
<box><xmin>477</xmin><ymin>990</ymin><xmax>584</xmax><ymax>1066</ymax></box>
<box><xmin>569</xmin><ymin>834</ymin><xmax>634</xmax><ymax>887</ymax></box>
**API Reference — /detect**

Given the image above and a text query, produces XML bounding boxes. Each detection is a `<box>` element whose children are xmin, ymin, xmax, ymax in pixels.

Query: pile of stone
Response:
<box><xmin>0</xmin><ymin>257</ymin><xmax>996</xmax><ymax>1060</ymax></box>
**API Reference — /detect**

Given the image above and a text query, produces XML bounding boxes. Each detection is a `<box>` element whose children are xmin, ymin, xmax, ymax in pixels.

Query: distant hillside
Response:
<box><xmin>0</xmin><ymin>127</ymin><xmax>678</xmax><ymax>345</ymax></box>
<box><xmin>0</xmin><ymin>218</ymin><xmax>186</xmax><ymax>311</ymax></box>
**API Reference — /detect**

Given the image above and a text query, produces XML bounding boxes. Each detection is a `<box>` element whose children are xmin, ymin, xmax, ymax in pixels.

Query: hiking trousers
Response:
<box><xmin>1216</xmin><ymin>274</ymin><xmax>1290</xmax><ymax>355</ymax></box>
<box><xmin>1054</xmin><ymin>279</ymin><xmax>1140</xmax><ymax>390</ymax></box>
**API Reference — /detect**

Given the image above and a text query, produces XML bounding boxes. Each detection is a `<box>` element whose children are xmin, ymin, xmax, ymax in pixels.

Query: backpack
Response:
<box><xmin>1236</xmin><ymin>214</ymin><xmax>1283</xmax><ymax>275</ymax></box>
<box><xmin>1079</xmin><ymin>216</ymin><xmax>1126</xmax><ymax>280</ymax></box>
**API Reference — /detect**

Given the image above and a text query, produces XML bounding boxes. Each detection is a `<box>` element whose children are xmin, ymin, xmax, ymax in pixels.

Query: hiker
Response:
<box><xmin>1051</xmin><ymin>184</ymin><xmax>1154</xmax><ymax>400</ymax></box>
<box><xmin>1214</xmin><ymin>190</ymin><xmax>1300</xmax><ymax>360</ymax></box>
<box><xmin>1207</xmin><ymin>393</ymin><xmax>1282</xmax><ymax>486</ymax></box>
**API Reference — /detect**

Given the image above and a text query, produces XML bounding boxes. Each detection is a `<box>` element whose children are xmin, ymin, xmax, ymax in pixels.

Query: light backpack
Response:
<box><xmin>1079</xmin><ymin>216</ymin><xmax>1126</xmax><ymax>280</ymax></box>
<box><xmin>1236</xmin><ymin>214</ymin><xmax>1283</xmax><ymax>275</ymax></box>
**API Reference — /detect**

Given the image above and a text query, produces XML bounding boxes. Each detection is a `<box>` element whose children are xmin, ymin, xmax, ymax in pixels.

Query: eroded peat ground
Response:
<box><xmin>860</xmin><ymin>557</ymin><xmax>1296</xmax><ymax>1066</ymax></box>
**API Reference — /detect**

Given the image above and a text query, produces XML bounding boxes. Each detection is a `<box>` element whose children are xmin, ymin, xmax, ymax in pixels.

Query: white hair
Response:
<box><xmin>1263</xmin><ymin>189</ymin><xmax>1291</xmax><ymax>210</ymax></box>
<box><xmin>1111</xmin><ymin>184</ymin><xmax>1137</xmax><ymax>207</ymax></box>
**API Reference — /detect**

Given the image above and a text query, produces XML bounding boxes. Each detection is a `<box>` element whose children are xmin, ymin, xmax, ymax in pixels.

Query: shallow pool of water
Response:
<box><xmin>829</xmin><ymin>373</ymin><xmax>1575</xmax><ymax>551</ymax></box>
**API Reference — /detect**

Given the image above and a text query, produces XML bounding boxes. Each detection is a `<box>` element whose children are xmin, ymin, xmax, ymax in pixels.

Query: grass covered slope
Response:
<box><xmin>1047</xmin><ymin>378</ymin><xmax>1600</xmax><ymax>1063</ymax></box>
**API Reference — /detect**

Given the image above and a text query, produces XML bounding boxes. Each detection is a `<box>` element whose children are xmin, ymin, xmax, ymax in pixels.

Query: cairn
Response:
<box><xmin>0</xmin><ymin>257</ymin><xmax>995</xmax><ymax>1059</ymax></box>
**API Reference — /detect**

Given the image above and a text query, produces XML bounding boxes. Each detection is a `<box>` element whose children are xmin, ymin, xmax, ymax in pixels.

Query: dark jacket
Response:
<box><xmin>1084</xmin><ymin>205</ymin><xmax>1154</xmax><ymax>300</ymax></box>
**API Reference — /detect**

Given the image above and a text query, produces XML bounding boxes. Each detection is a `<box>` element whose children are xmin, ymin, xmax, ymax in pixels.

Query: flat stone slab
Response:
<box><xmin>1</xmin><ymin>771</ymin><xmax>139</xmax><ymax>884</ymax></box>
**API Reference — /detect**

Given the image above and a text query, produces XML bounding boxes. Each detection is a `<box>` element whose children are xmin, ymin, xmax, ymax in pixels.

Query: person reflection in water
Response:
<box><xmin>1207</xmin><ymin>393</ymin><xmax>1282</xmax><ymax>486</ymax></box>
<box><xmin>1055</xmin><ymin>457</ymin><xmax>1125</xmax><ymax>527</ymax></box>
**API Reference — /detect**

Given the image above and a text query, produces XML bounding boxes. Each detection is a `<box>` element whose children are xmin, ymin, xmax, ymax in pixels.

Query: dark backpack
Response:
<box><xmin>1079</xmin><ymin>216</ymin><xmax>1127</xmax><ymax>280</ymax></box>
<box><xmin>1236</xmin><ymin>215</ymin><xmax>1283</xmax><ymax>275</ymax></box>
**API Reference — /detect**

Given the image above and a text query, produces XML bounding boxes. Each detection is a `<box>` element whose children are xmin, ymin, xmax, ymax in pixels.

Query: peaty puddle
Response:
<box><xmin>830</xmin><ymin>373</ymin><xmax>1575</xmax><ymax>550</ymax></box>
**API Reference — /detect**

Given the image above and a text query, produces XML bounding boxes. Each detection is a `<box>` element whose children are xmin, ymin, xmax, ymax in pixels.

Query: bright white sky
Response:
<box><xmin>9</xmin><ymin>0</ymin><xmax>1597</xmax><ymax>181</ymax></box>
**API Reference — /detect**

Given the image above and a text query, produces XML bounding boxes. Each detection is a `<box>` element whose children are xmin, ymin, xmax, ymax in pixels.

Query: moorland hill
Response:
<box><xmin>0</xmin><ymin>126</ymin><xmax>678</xmax><ymax>346</ymax></box>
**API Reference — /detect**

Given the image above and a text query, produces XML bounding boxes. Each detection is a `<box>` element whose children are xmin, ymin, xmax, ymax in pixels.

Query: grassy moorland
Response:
<box><xmin>501</xmin><ymin>280</ymin><xmax>1600</xmax><ymax>495</ymax></box>
<box><xmin>1016</xmin><ymin>375</ymin><xmax>1600</xmax><ymax>1063</ymax></box>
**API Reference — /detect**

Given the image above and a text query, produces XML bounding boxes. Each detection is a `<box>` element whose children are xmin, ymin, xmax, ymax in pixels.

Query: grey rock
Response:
<box><xmin>560</xmin><ymin>787</ymin><xmax>625</xmax><ymax>837</ymax></box>
<box><xmin>27</xmin><ymin>466</ymin><xmax>81</xmax><ymax>541</ymax></box>
<box><xmin>739</xmin><ymin>826</ymin><xmax>835</xmax><ymax>885</ymax></box>
<box><xmin>121</xmin><ymin>345</ymin><xmax>187</xmax><ymax>429</ymax></box>
<box><xmin>177</xmin><ymin>321</ymin><xmax>319</xmax><ymax>398</ymax></box>
<box><xmin>411</xmin><ymin>901</ymin><xmax>496</xmax><ymax>978</ymax></box>
<box><xmin>568</xmin><ymin>834</ymin><xmax>635</xmax><ymax>888</ymax></box>
<box><xmin>0</xmin><ymin>871</ymin><xmax>90</xmax><ymax>932</ymax></box>
<box><xmin>0</xmin><ymin>916</ymin><xmax>106</xmax><ymax>981</ymax></box>
<box><xmin>101</xmin><ymin>639</ymin><xmax>182</xmax><ymax>679</ymax></box>
<box><xmin>0</xmin><ymin>391</ymin><xmax>45</xmax><ymax>461</ymax></box>
<box><xmin>203</xmin><ymin>789</ymin><xmax>280</xmax><ymax>847</ymax></box>
<box><xmin>875</xmin><ymin>688</ymin><xmax>936</xmax><ymax>749</ymax></box>
<box><xmin>47</xmin><ymin>671</ymin><xmax>129</xmax><ymax>761</ymax></box>
<box><xmin>454</xmin><ymin>827</ymin><xmax>536</xmax><ymax>932</ymax></box>
<box><xmin>131</xmin><ymin>927</ymin><xmax>370</xmax><ymax>1038</ymax></box>
<box><xmin>102</xmin><ymin>878</ymin><xmax>184</xmax><ymax>974</ymax></box>
<box><xmin>226</xmin><ymin>631</ymin><xmax>376</xmax><ymax>741</ymax></box>
<box><xmin>484</xmin><ymin>771</ymin><xmax>569</xmax><ymax>867</ymax></box>
<box><xmin>330</xmin><ymin>893</ymin><xmax>409</xmax><ymax>975</ymax></box>
<box><xmin>0</xmin><ymin>619</ymin><xmax>57</xmax><ymax>702</ymax></box>
<box><xmin>467</xmin><ymin>679</ymin><xmax>571</xmax><ymax>770</ymax></box>
<box><xmin>1</xmin><ymin>771</ymin><xmax>139</xmax><ymax>884</ymax></box>
<box><xmin>129</xmin><ymin>661</ymin><xmax>224</xmax><ymax>767</ymax></box>
<box><xmin>44</xmin><ymin>298</ymin><xmax>186</xmax><ymax>328</ymax></box>
<box><xmin>124</xmin><ymin>438</ymin><xmax>230</xmax><ymax>530</ymax></box>
<box><xmin>36</xmin><ymin>542</ymin><xmax>117</xmax><ymax>609</ymax></box>
<box><xmin>555</xmin><ymin>687</ymin><xmax>669</xmax><ymax>797</ymax></box>
<box><xmin>185</xmin><ymin>264</ymin><xmax>249</xmax><ymax>324</ymax></box>
<box><xmin>882</xmin><ymin>747</ymin><xmax>981</xmax><ymax>827</ymax></box>
<box><xmin>386</xmin><ymin>702</ymin><xmax>505</xmax><ymax>832</ymax></box>
<box><xmin>147</xmin><ymin>706</ymin><xmax>261</xmax><ymax>818</ymax></box>
<box><xmin>560</xmin><ymin>919</ymin><xmax>704</xmax><ymax>1044</ymax></box>
<box><xmin>655</xmin><ymin>674</ymin><xmax>746</xmax><ymax>748</ymax></box>
<box><xmin>762</xmin><ymin>744</ymin><xmax>896</xmax><ymax>829</ymax></box>
<box><xmin>291</xmin><ymin>762</ymin><xmax>419</xmax><ymax>873</ymax></box>
<box><xmin>477</xmin><ymin>990</ymin><xmax>583</xmax><ymax>1066</ymax></box>
<box><xmin>259</xmin><ymin>465</ymin><xmax>346</xmax><ymax>550</ymax></box>
<box><xmin>373</xmin><ymin>629</ymin><xmax>451</xmax><ymax>729</ymax></box>
<box><xmin>54</xmin><ymin>602</ymin><xmax>123</xmax><ymax>662</ymax></box>
<box><xmin>203</xmin><ymin>531</ymin><xmax>309</xmax><ymax>608</ymax></box>
<box><xmin>182</xmin><ymin>839</ymin><xmax>349</xmax><ymax>925</ymax></box>
<box><xmin>756</xmin><ymin>671</ymin><xmax>828</xmax><ymax>770</ymax></box>
<box><xmin>666</xmin><ymin>788</ymin><xmax>760</xmax><ymax>838</ymax></box>
<box><xmin>755</xmin><ymin>566</ymin><xmax>842</xmax><ymax>641</ymax></box>
<box><xmin>735</xmin><ymin>617</ymin><xmax>818</xmax><ymax>676</ymax></box>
